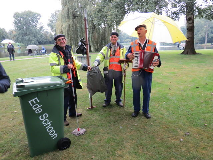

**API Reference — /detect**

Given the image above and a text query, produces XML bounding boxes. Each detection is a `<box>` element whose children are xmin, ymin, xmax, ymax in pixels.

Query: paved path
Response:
<box><xmin>0</xmin><ymin>56</ymin><xmax>47</xmax><ymax>63</ymax></box>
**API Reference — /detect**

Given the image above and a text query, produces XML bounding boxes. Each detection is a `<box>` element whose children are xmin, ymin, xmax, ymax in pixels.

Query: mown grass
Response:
<box><xmin>0</xmin><ymin>49</ymin><xmax>212</xmax><ymax>160</ymax></box>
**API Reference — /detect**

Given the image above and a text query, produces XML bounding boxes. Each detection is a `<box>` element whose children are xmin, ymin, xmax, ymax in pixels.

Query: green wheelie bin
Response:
<box><xmin>13</xmin><ymin>76</ymin><xmax>71</xmax><ymax>157</ymax></box>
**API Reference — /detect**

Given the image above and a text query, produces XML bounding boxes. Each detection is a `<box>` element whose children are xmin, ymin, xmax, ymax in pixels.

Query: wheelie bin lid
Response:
<box><xmin>13</xmin><ymin>76</ymin><xmax>68</xmax><ymax>97</ymax></box>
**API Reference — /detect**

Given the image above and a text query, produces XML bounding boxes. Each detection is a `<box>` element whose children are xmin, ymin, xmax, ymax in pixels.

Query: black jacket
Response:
<box><xmin>7</xmin><ymin>44</ymin><xmax>15</xmax><ymax>54</ymax></box>
<box><xmin>0</xmin><ymin>63</ymin><xmax>10</xmax><ymax>93</ymax></box>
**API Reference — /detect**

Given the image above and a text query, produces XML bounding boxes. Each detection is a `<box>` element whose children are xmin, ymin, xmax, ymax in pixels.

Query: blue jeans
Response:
<box><xmin>9</xmin><ymin>53</ymin><xmax>14</xmax><ymax>61</ymax></box>
<box><xmin>132</xmin><ymin>70</ymin><xmax>152</xmax><ymax>113</ymax></box>
<box><xmin>104</xmin><ymin>70</ymin><xmax>123</xmax><ymax>104</ymax></box>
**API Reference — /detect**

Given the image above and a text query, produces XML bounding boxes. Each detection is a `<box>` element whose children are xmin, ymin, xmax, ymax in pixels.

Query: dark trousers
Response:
<box><xmin>132</xmin><ymin>70</ymin><xmax>152</xmax><ymax>113</ymax></box>
<box><xmin>64</xmin><ymin>85</ymin><xmax>77</xmax><ymax>121</ymax></box>
<box><xmin>104</xmin><ymin>70</ymin><xmax>123</xmax><ymax>104</ymax></box>
<box><xmin>9</xmin><ymin>53</ymin><xmax>14</xmax><ymax>61</ymax></box>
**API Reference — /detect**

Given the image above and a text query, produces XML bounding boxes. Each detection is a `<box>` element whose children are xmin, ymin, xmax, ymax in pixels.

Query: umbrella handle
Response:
<box><xmin>123</xmin><ymin>68</ymin><xmax>127</xmax><ymax>108</ymax></box>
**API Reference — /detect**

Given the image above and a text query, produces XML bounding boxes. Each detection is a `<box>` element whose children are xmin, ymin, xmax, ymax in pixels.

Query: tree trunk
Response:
<box><xmin>181</xmin><ymin>1</ymin><xmax>197</xmax><ymax>55</ymax></box>
<box><xmin>204</xmin><ymin>23</ymin><xmax>208</xmax><ymax>49</ymax></box>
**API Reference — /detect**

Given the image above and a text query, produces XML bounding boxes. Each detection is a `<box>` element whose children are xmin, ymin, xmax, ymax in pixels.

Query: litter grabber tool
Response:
<box><xmin>84</xmin><ymin>9</ymin><xmax>96</xmax><ymax>110</ymax></box>
<box><xmin>118</xmin><ymin>59</ymin><xmax>132</xmax><ymax>107</ymax></box>
<box><xmin>67</xmin><ymin>58</ymin><xmax>86</xmax><ymax>136</ymax></box>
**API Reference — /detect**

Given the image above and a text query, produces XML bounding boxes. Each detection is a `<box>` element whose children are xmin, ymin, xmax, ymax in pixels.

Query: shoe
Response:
<box><xmin>117</xmin><ymin>102</ymin><xmax>123</xmax><ymax>107</ymax></box>
<box><xmin>132</xmin><ymin>111</ymin><xmax>139</xmax><ymax>117</ymax></box>
<box><xmin>143</xmin><ymin>113</ymin><xmax>151</xmax><ymax>119</ymax></box>
<box><xmin>64</xmin><ymin>120</ymin><xmax>69</xmax><ymax>126</ymax></box>
<box><xmin>69</xmin><ymin>113</ymin><xmax>82</xmax><ymax>117</ymax></box>
<box><xmin>103</xmin><ymin>103</ymin><xmax>109</xmax><ymax>107</ymax></box>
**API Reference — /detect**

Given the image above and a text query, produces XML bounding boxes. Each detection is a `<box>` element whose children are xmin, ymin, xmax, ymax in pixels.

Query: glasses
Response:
<box><xmin>57</xmin><ymin>38</ymin><xmax>66</xmax><ymax>42</ymax></box>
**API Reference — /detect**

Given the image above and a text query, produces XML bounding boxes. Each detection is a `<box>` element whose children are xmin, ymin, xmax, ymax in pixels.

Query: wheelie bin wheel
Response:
<box><xmin>57</xmin><ymin>137</ymin><xmax>71</xmax><ymax>150</ymax></box>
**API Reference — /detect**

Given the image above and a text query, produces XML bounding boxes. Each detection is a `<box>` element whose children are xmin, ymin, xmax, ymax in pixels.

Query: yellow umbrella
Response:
<box><xmin>119</xmin><ymin>12</ymin><xmax>187</xmax><ymax>43</ymax></box>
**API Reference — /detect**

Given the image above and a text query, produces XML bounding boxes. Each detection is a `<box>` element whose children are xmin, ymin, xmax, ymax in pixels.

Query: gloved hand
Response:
<box><xmin>123</xmin><ymin>63</ymin><xmax>129</xmax><ymax>70</ymax></box>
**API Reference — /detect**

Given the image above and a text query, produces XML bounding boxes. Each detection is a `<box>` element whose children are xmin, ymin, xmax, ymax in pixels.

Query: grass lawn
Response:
<box><xmin>0</xmin><ymin>50</ymin><xmax>212</xmax><ymax>160</ymax></box>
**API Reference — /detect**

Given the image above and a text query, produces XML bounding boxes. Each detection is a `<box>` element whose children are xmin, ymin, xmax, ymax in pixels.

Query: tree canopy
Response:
<box><xmin>57</xmin><ymin>0</ymin><xmax>213</xmax><ymax>53</ymax></box>
<box><xmin>194</xmin><ymin>18</ymin><xmax>213</xmax><ymax>44</ymax></box>
<box><xmin>13</xmin><ymin>11</ymin><xmax>42</xmax><ymax>45</ymax></box>
<box><xmin>13</xmin><ymin>11</ymin><xmax>54</xmax><ymax>45</ymax></box>
<box><xmin>0</xmin><ymin>28</ymin><xmax>8</xmax><ymax>42</ymax></box>
<box><xmin>48</xmin><ymin>10</ymin><xmax>60</xmax><ymax>36</ymax></box>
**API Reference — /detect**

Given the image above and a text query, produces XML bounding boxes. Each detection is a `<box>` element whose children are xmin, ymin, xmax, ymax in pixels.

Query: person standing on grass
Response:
<box><xmin>0</xmin><ymin>63</ymin><xmax>10</xmax><ymax>93</ymax></box>
<box><xmin>49</xmin><ymin>34</ymin><xmax>91</xmax><ymax>126</ymax></box>
<box><xmin>7</xmin><ymin>42</ymin><xmax>15</xmax><ymax>61</ymax></box>
<box><xmin>125</xmin><ymin>24</ymin><xmax>161</xmax><ymax>118</ymax></box>
<box><xmin>93</xmin><ymin>32</ymin><xmax>127</xmax><ymax>107</ymax></box>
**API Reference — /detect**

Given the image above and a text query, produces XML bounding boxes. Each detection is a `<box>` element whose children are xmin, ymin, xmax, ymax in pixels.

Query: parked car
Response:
<box><xmin>179</xmin><ymin>42</ymin><xmax>185</xmax><ymax>50</ymax></box>
<box><xmin>26</xmin><ymin>45</ymin><xmax>39</xmax><ymax>56</ymax></box>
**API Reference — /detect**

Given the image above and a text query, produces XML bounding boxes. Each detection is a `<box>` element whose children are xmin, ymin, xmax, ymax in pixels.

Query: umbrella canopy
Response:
<box><xmin>26</xmin><ymin>45</ymin><xmax>39</xmax><ymax>50</ymax></box>
<box><xmin>1</xmin><ymin>39</ymin><xmax>15</xmax><ymax>44</ymax></box>
<box><xmin>119</xmin><ymin>12</ymin><xmax>187</xmax><ymax>43</ymax></box>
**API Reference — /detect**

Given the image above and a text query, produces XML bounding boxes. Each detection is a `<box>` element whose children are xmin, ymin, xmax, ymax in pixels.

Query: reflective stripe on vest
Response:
<box><xmin>109</xmin><ymin>48</ymin><xmax>122</xmax><ymax>71</ymax></box>
<box><xmin>106</xmin><ymin>48</ymin><xmax>109</xmax><ymax>60</ymax></box>
<box><xmin>131</xmin><ymin>39</ymin><xmax>156</xmax><ymax>72</ymax></box>
<box><xmin>100</xmin><ymin>51</ymin><xmax>105</xmax><ymax>59</ymax></box>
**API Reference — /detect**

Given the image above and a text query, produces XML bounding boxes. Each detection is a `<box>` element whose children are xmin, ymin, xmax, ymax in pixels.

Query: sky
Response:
<box><xmin>0</xmin><ymin>0</ymin><xmax>62</xmax><ymax>31</ymax></box>
<box><xmin>0</xmin><ymin>0</ymin><xmax>185</xmax><ymax>33</ymax></box>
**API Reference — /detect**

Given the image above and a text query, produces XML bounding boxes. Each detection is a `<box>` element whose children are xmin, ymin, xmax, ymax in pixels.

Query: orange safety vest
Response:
<box><xmin>59</xmin><ymin>51</ymin><xmax>77</xmax><ymax>79</ymax></box>
<box><xmin>131</xmin><ymin>39</ymin><xmax>156</xmax><ymax>73</ymax></box>
<box><xmin>109</xmin><ymin>47</ymin><xmax>122</xmax><ymax>71</ymax></box>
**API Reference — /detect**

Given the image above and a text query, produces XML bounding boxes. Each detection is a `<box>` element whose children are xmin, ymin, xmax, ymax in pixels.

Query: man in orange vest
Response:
<box><xmin>93</xmin><ymin>32</ymin><xmax>127</xmax><ymax>107</ymax></box>
<box><xmin>125</xmin><ymin>24</ymin><xmax>161</xmax><ymax>118</ymax></box>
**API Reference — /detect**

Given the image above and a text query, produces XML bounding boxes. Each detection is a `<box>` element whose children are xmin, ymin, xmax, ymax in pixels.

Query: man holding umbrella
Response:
<box><xmin>125</xmin><ymin>24</ymin><xmax>161</xmax><ymax>118</ymax></box>
<box><xmin>49</xmin><ymin>34</ymin><xmax>91</xmax><ymax>126</ymax></box>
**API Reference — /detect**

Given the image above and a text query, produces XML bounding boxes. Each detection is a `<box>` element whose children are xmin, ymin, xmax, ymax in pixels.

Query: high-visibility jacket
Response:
<box><xmin>94</xmin><ymin>42</ymin><xmax>127</xmax><ymax>72</ymax></box>
<box><xmin>49</xmin><ymin>45</ymin><xmax>84</xmax><ymax>89</ymax></box>
<box><xmin>130</xmin><ymin>39</ymin><xmax>157</xmax><ymax>73</ymax></box>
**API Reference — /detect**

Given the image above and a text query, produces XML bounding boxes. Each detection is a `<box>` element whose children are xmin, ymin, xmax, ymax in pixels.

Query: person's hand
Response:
<box><xmin>87</xmin><ymin>66</ymin><xmax>91</xmax><ymax>71</ymax></box>
<box><xmin>127</xmin><ymin>53</ymin><xmax>134</xmax><ymax>60</ymax></box>
<box><xmin>152</xmin><ymin>59</ymin><xmax>159</xmax><ymax>67</ymax></box>
<box><xmin>67</xmin><ymin>64</ymin><xmax>74</xmax><ymax>69</ymax></box>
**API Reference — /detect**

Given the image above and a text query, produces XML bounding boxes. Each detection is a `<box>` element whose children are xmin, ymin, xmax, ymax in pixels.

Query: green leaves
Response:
<box><xmin>13</xmin><ymin>11</ymin><xmax>41</xmax><ymax>45</ymax></box>
<box><xmin>48</xmin><ymin>10</ymin><xmax>60</xmax><ymax>35</ymax></box>
<box><xmin>0</xmin><ymin>28</ymin><xmax>8</xmax><ymax>42</ymax></box>
<box><xmin>58</xmin><ymin>0</ymin><xmax>213</xmax><ymax>52</ymax></box>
